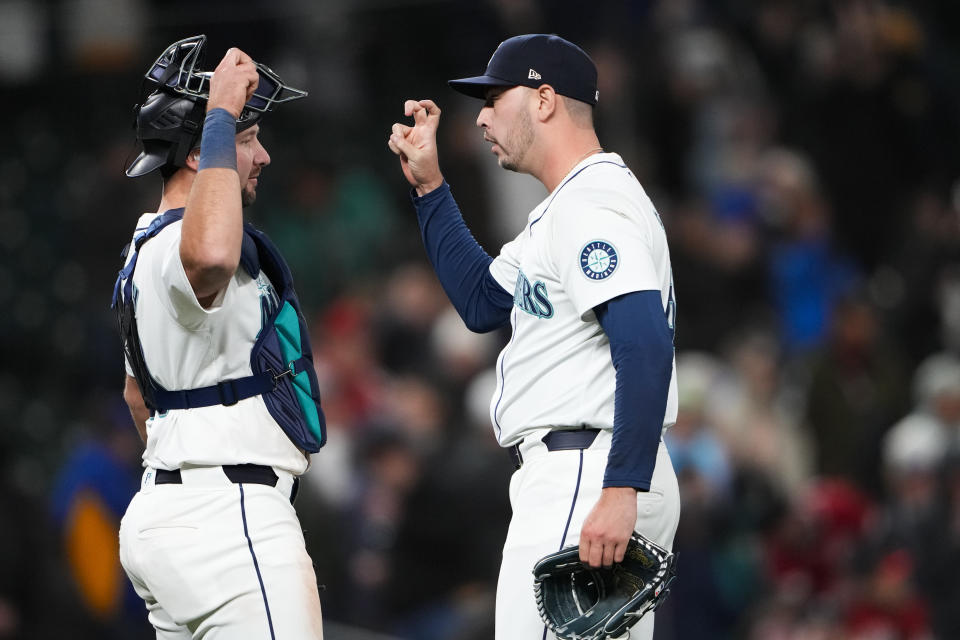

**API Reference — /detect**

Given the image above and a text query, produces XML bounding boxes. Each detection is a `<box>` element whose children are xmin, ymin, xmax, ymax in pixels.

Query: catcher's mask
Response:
<box><xmin>126</xmin><ymin>34</ymin><xmax>307</xmax><ymax>178</ymax></box>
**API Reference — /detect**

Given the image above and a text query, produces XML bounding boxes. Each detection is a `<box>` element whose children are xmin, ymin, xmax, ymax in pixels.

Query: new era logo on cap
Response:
<box><xmin>448</xmin><ymin>34</ymin><xmax>599</xmax><ymax>106</ymax></box>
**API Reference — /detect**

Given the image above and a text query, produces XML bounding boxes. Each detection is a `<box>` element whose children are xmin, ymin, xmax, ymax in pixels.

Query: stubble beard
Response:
<box><xmin>498</xmin><ymin>108</ymin><xmax>535</xmax><ymax>173</ymax></box>
<box><xmin>241</xmin><ymin>185</ymin><xmax>256</xmax><ymax>207</ymax></box>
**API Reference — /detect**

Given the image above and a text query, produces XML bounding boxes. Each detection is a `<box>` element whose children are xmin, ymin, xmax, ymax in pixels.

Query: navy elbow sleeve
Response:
<box><xmin>412</xmin><ymin>184</ymin><xmax>512</xmax><ymax>332</ymax></box>
<box><xmin>596</xmin><ymin>291</ymin><xmax>674</xmax><ymax>490</ymax></box>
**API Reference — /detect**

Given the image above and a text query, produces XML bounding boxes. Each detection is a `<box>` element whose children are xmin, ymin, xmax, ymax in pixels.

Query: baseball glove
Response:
<box><xmin>533</xmin><ymin>532</ymin><xmax>677</xmax><ymax>640</ymax></box>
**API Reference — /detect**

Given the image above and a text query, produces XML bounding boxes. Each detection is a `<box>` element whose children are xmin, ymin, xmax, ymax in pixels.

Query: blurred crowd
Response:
<box><xmin>2</xmin><ymin>0</ymin><xmax>960</xmax><ymax>639</ymax></box>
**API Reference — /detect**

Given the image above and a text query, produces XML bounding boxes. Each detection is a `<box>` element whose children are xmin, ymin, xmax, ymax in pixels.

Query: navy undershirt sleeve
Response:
<box><xmin>595</xmin><ymin>290</ymin><xmax>674</xmax><ymax>491</ymax></box>
<box><xmin>411</xmin><ymin>183</ymin><xmax>513</xmax><ymax>333</ymax></box>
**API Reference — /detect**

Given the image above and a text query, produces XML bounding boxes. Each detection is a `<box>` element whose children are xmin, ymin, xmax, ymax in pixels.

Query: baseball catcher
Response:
<box><xmin>114</xmin><ymin>35</ymin><xmax>326</xmax><ymax>637</ymax></box>
<box><xmin>533</xmin><ymin>532</ymin><xmax>677</xmax><ymax>640</ymax></box>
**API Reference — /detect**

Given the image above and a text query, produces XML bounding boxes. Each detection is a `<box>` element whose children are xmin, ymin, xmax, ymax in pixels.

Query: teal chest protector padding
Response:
<box><xmin>111</xmin><ymin>209</ymin><xmax>326</xmax><ymax>452</ymax></box>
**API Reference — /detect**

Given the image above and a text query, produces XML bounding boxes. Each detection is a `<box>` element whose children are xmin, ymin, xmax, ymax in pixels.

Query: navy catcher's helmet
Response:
<box><xmin>127</xmin><ymin>34</ymin><xmax>307</xmax><ymax>178</ymax></box>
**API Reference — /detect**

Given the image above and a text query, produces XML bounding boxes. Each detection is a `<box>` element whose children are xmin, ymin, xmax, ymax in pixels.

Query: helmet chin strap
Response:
<box><xmin>169</xmin><ymin>99</ymin><xmax>206</xmax><ymax>170</ymax></box>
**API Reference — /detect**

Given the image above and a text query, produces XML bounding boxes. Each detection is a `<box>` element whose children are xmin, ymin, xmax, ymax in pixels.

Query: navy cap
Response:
<box><xmin>449</xmin><ymin>34</ymin><xmax>599</xmax><ymax>106</ymax></box>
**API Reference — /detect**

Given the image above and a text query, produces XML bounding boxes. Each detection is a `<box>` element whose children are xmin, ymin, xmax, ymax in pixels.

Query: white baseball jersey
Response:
<box><xmin>124</xmin><ymin>213</ymin><xmax>308</xmax><ymax>475</ymax></box>
<box><xmin>487</xmin><ymin>152</ymin><xmax>679</xmax><ymax>446</ymax></box>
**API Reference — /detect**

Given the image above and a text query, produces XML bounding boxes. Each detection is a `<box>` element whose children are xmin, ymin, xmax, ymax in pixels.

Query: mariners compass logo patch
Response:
<box><xmin>580</xmin><ymin>240</ymin><xmax>619</xmax><ymax>280</ymax></box>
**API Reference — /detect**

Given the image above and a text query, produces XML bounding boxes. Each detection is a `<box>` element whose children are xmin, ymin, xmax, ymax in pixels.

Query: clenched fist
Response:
<box><xmin>208</xmin><ymin>48</ymin><xmax>259</xmax><ymax>119</ymax></box>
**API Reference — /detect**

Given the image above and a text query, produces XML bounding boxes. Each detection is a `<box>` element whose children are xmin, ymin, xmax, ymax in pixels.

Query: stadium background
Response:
<box><xmin>1</xmin><ymin>0</ymin><xmax>959</xmax><ymax>638</ymax></box>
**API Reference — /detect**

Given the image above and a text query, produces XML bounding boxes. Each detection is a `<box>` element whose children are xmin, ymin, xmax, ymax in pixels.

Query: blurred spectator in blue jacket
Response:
<box><xmin>48</xmin><ymin>402</ymin><xmax>147</xmax><ymax>638</ymax></box>
<box><xmin>757</xmin><ymin>148</ymin><xmax>859</xmax><ymax>353</ymax></box>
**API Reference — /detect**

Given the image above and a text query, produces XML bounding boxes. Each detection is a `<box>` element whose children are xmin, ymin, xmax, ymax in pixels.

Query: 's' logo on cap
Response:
<box><xmin>528</xmin><ymin>68</ymin><xmax>542</xmax><ymax>80</ymax></box>
<box><xmin>580</xmin><ymin>240</ymin><xmax>619</xmax><ymax>280</ymax></box>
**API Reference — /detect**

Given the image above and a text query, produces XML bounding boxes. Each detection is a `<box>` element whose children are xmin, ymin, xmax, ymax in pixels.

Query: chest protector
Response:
<box><xmin>111</xmin><ymin>208</ymin><xmax>326</xmax><ymax>453</ymax></box>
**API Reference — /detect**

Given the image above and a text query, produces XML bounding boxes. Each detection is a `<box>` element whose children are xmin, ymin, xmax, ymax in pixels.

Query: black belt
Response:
<box><xmin>155</xmin><ymin>464</ymin><xmax>300</xmax><ymax>504</ymax></box>
<box><xmin>508</xmin><ymin>428</ymin><xmax>601</xmax><ymax>470</ymax></box>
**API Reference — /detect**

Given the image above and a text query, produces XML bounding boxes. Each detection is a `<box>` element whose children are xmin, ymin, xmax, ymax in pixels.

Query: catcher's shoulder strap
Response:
<box><xmin>111</xmin><ymin>209</ymin><xmax>326</xmax><ymax>452</ymax></box>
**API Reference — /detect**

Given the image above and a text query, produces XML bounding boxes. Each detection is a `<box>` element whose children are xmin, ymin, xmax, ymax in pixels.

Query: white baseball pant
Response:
<box><xmin>119</xmin><ymin>466</ymin><xmax>323</xmax><ymax>639</ymax></box>
<box><xmin>495</xmin><ymin>432</ymin><xmax>680</xmax><ymax>640</ymax></box>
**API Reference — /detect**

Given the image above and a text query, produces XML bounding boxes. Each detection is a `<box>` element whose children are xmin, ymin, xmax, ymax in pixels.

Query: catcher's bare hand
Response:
<box><xmin>579</xmin><ymin>486</ymin><xmax>638</xmax><ymax>568</ymax></box>
<box><xmin>208</xmin><ymin>48</ymin><xmax>259</xmax><ymax>119</ymax></box>
<box><xmin>388</xmin><ymin>99</ymin><xmax>444</xmax><ymax>196</ymax></box>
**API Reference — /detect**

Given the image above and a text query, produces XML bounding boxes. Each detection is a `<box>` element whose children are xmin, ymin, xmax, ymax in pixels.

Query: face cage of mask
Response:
<box><xmin>144</xmin><ymin>34</ymin><xmax>307</xmax><ymax>115</ymax></box>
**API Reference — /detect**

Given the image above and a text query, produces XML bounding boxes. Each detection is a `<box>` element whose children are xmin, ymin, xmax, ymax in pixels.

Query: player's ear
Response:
<box><xmin>185</xmin><ymin>148</ymin><xmax>201</xmax><ymax>171</ymax></box>
<box><xmin>535</xmin><ymin>85</ymin><xmax>558</xmax><ymax>122</ymax></box>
